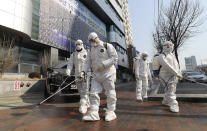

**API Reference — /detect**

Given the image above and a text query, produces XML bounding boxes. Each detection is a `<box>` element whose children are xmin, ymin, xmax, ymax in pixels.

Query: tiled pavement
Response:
<box><xmin>0</xmin><ymin>81</ymin><xmax>207</xmax><ymax>131</ymax></box>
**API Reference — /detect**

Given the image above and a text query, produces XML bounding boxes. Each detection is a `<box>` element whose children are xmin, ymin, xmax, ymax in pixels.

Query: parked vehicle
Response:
<box><xmin>44</xmin><ymin>62</ymin><xmax>78</xmax><ymax>98</ymax></box>
<box><xmin>183</xmin><ymin>72</ymin><xmax>207</xmax><ymax>83</ymax></box>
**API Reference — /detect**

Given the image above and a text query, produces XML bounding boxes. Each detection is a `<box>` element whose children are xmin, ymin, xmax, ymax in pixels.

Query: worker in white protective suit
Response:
<box><xmin>157</xmin><ymin>41</ymin><xmax>182</xmax><ymax>113</ymax></box>
<box><xmin>81</xmin><ymin>32</ymin><xmax>118</xmax><ymax>122</ymax></box>
<box><xmin>135</xmin><ymin>52</ymin><xmax>152</xmax><ymax>102</ymax></box>
<box><xmin>66</xmin><ymin>39</ymin><xmax>89</xmax><ymax>114</ymax></box>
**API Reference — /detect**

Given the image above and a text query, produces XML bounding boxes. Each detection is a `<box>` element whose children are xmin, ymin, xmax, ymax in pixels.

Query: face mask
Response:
<box><xmin>142</xmin><ymin>57</ymin><xmax>147</xmax><ymax>61</ymax></box>
<box><xmin>76</xmin><ymin>45</ymin><xmax>82</xmax><ymax>51</ymax></box>
<box><xmin>91</xmin><ymin>42</ymin><xmax>98</xmax><ymax>47</ymax></box>
<box><xmin>163</xmin><ymin>45</ymin><xmax>173</xmax><ymax>53</ymax></box>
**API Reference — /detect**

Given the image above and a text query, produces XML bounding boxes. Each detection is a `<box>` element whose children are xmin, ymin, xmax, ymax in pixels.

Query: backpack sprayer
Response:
<box><xmin>150</xmin><ymin>53</ymin><xmax>207</xmax><ymax>95</ymax></box>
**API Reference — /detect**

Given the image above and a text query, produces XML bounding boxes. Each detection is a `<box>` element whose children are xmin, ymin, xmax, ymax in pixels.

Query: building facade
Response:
<box><xmin>121</xmin><ymin>0</ymin><xmax>133</xmax><ymax>47</ymax></box>
<box><xmin>0</xmin><ymin>0</ymin><xmax>132</xmax><ymax>81</ymax></box>
<box><xmin>120</xmin><ymin>0</ymin><xmax>135</xmax><ymax>77</ymax></box>
<box><xmin>185</xmin><ymin>56</ymin><xmax>197</xmax><ymax>71</ymax></box>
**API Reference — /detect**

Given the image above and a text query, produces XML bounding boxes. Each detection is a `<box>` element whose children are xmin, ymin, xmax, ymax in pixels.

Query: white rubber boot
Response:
<box><xmin>143</xmin><ymin>96</ymin><xmax>148</xmax><ymax>102</ymax></box>
<box><xmin>136</xmin><ymin>96</ymin><xmax>143</xmax><ymax>102</ymax></box>
<box><xmin>170</xmin><ymin>104</ymin><xmax>179</xmax><ymax>113</ymax></box>
<box><xmin>82</xmin><ymin>110</ymin><xmax>100</xmax><ymax>121</ymax></box>
<box><xmin>105</xmin><ymin>111</ymin><xmax>117</xmax><ymax>122</ymax></box>
<box><xmin>79</xmin><ymin>105</ymin><xmax>88</xmax><ymax>114</ymax></box>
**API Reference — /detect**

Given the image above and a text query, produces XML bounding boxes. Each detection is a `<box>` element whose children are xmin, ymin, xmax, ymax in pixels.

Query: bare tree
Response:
<box><xmin>0</xmin><ymin>33</ymin><xmax>17</xmax><ymax>78</ymax></box>
<box><xmin>153</xmin><ymin>0</ymin><xmax>204</xmax><ymax>63</ymax></box>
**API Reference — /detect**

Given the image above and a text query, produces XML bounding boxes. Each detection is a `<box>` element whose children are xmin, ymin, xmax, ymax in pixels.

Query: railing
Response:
<box><xmin>18</xmin><ymin>63</ymin><xmax>40</xmax><ymax>73</ymax></box>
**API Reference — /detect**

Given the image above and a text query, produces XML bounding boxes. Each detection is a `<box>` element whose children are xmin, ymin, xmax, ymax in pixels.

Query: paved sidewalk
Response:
<box><xmin>0</xmin><ymin>81</ymin><xmax>135</xmax><ymax>110</ymax></box>
<box><xmin>0</xmin><ymin>93</ymin><xmax>44</xmax><ymax>110</ymax></box>
<box><xmin>0</xmin><ymin>81</ymin><xmax>207</xmax><ymax>131</ymax></box>
<box><xmin>1</xmin><ymin>81</ymin><xmax>207</xmax><ymax>110</ymax></box>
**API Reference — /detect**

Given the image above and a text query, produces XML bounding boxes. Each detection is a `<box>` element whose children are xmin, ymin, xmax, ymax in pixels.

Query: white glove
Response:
<box><xmin>149</xmin><ymin>77</ymin><xmax>153</xmax><ymax>84</ymax></box>
<box><xmin>150</xmin><ymin>80</ymin><xmax>153</xmax><ymax>85</ymax></box>
<box><xmin>177</xmin><ymin>72</ymin><xmax>183</xmax><ymax>79</ymax></box>
<box><xmin>135</xmin><ymin>75</ymin><xmax>139</xmax><ymax>80</ymax></box>
<box><xmin>80</xmin><ymin>71</ymin><xmax>85</xmax><ymax>79</ymax></box>
<box><xmin>66</xmin><ymin>70</ymin><xmax>70</xmax><ymax>76</ymax></box>
<box><xmin>177</xmin><ymin>74</ymin><xmax>183</xmax><ymax>80</ymax></box>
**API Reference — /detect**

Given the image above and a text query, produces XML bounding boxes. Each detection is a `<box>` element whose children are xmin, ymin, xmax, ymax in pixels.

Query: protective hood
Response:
<box><xmin>162</xmin><ymin>41</ymin><xmax>174</xmax><ymax>53</ymax></box>
<box><xmin>75</xmin><ymin>39</ymin><xmax>84</xmax><ymax>51</ymax></box>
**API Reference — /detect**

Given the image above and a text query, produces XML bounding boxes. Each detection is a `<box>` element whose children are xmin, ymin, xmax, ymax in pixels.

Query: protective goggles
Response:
<box><xmin>163</xmin><ymin>44</ymin><xmax>172</xmax><ymax>48</ymax></box>
<box><xmin>89</xmin><ymin>37</ymin><xmax>97</xmax><ymax>43</ymax></box>
<box><xmin>75</xmin><ymin>43</ymin><xmax>82</xmax><ymax>46</ymax></box>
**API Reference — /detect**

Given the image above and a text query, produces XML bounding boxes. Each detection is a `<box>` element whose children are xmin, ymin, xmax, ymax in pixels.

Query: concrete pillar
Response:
<box><xmin>50</xmin><ymin>47</ymin><xmax>59</xmax><ymax>66</ymax></box>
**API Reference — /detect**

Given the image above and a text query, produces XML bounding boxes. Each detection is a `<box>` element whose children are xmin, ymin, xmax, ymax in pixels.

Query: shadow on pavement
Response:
<box><xmin>10</xmin><ymin>105</ymin><xmax>81</xmax><ymax>122</ymax></box>
<box><xmin>117</xmin><ymin>111</ymin><xmax>207</xmax><ymax>119</ymax></box>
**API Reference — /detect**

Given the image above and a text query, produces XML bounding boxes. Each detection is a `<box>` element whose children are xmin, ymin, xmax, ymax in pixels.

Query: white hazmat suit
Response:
<box><xmin>135</xmin><ymin>52</ymin><xmax>152</xmax><ymax>101</ymax></box>
<box><xmin>82</xmin><ymin>32</ymin><xmax>118</xmax><ymax>122</ymax></box>
<box><xmin>66</xmin><ymin>40</ymin><xmax>89</xmax><ymax>114</ymax></box>
<box><xmin>157</xmin><ymin>41</ymin><xmax>182</xmax><ymax>113</ymax></box>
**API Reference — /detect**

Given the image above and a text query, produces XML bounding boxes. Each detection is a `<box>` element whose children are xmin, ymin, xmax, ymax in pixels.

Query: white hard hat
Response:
<box><xmin>141</xmin><ymin>52</ymin><xmax>148</xmax><ymax>57</ymax></box>
<box><xmin>75</xmin><ymin>39</ymin><xmax>83</xmax><ymax>46</ymax></box>
<box><xmin>88</xmin><ymin>32</ymin><xmax>98</xmax><ymax>41</ymax></box>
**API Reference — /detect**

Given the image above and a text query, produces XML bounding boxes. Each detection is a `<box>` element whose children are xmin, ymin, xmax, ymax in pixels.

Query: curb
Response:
<box><xmin>149</xmin><ymin>94</ymin><xmax>207</xmax><ymax>102</ymax></box>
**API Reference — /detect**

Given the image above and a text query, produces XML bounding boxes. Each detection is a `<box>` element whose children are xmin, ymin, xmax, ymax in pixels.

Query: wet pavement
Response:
<box><xmin>0</xmin><ymin>82</ymin><xmax>207</xmax><ymax>131</ymax></box>
<box><xmin>158</xmin><ymin>82</ymin><xmax>207</xmax><ymax>94</ymax></box>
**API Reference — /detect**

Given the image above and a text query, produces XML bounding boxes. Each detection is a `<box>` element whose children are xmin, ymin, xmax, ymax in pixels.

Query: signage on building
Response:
<box><xmin>38</xmin><ymin>0</ymin><xmax>106</xmax><ymax>51</ymax></box>
<box><xmin>58</xmin><ymin>0</ymin><xmax>106</xmax><ymax>36</ymax></box>
<box><xmin>51</xmin><ymin>29</ymin><xmax>91</xmax><ymax>51</ymax></box>
<box><xmin>14</xmin><ymin>81</ymin><xmax>20</xmax><ymax>91</ymax></box>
